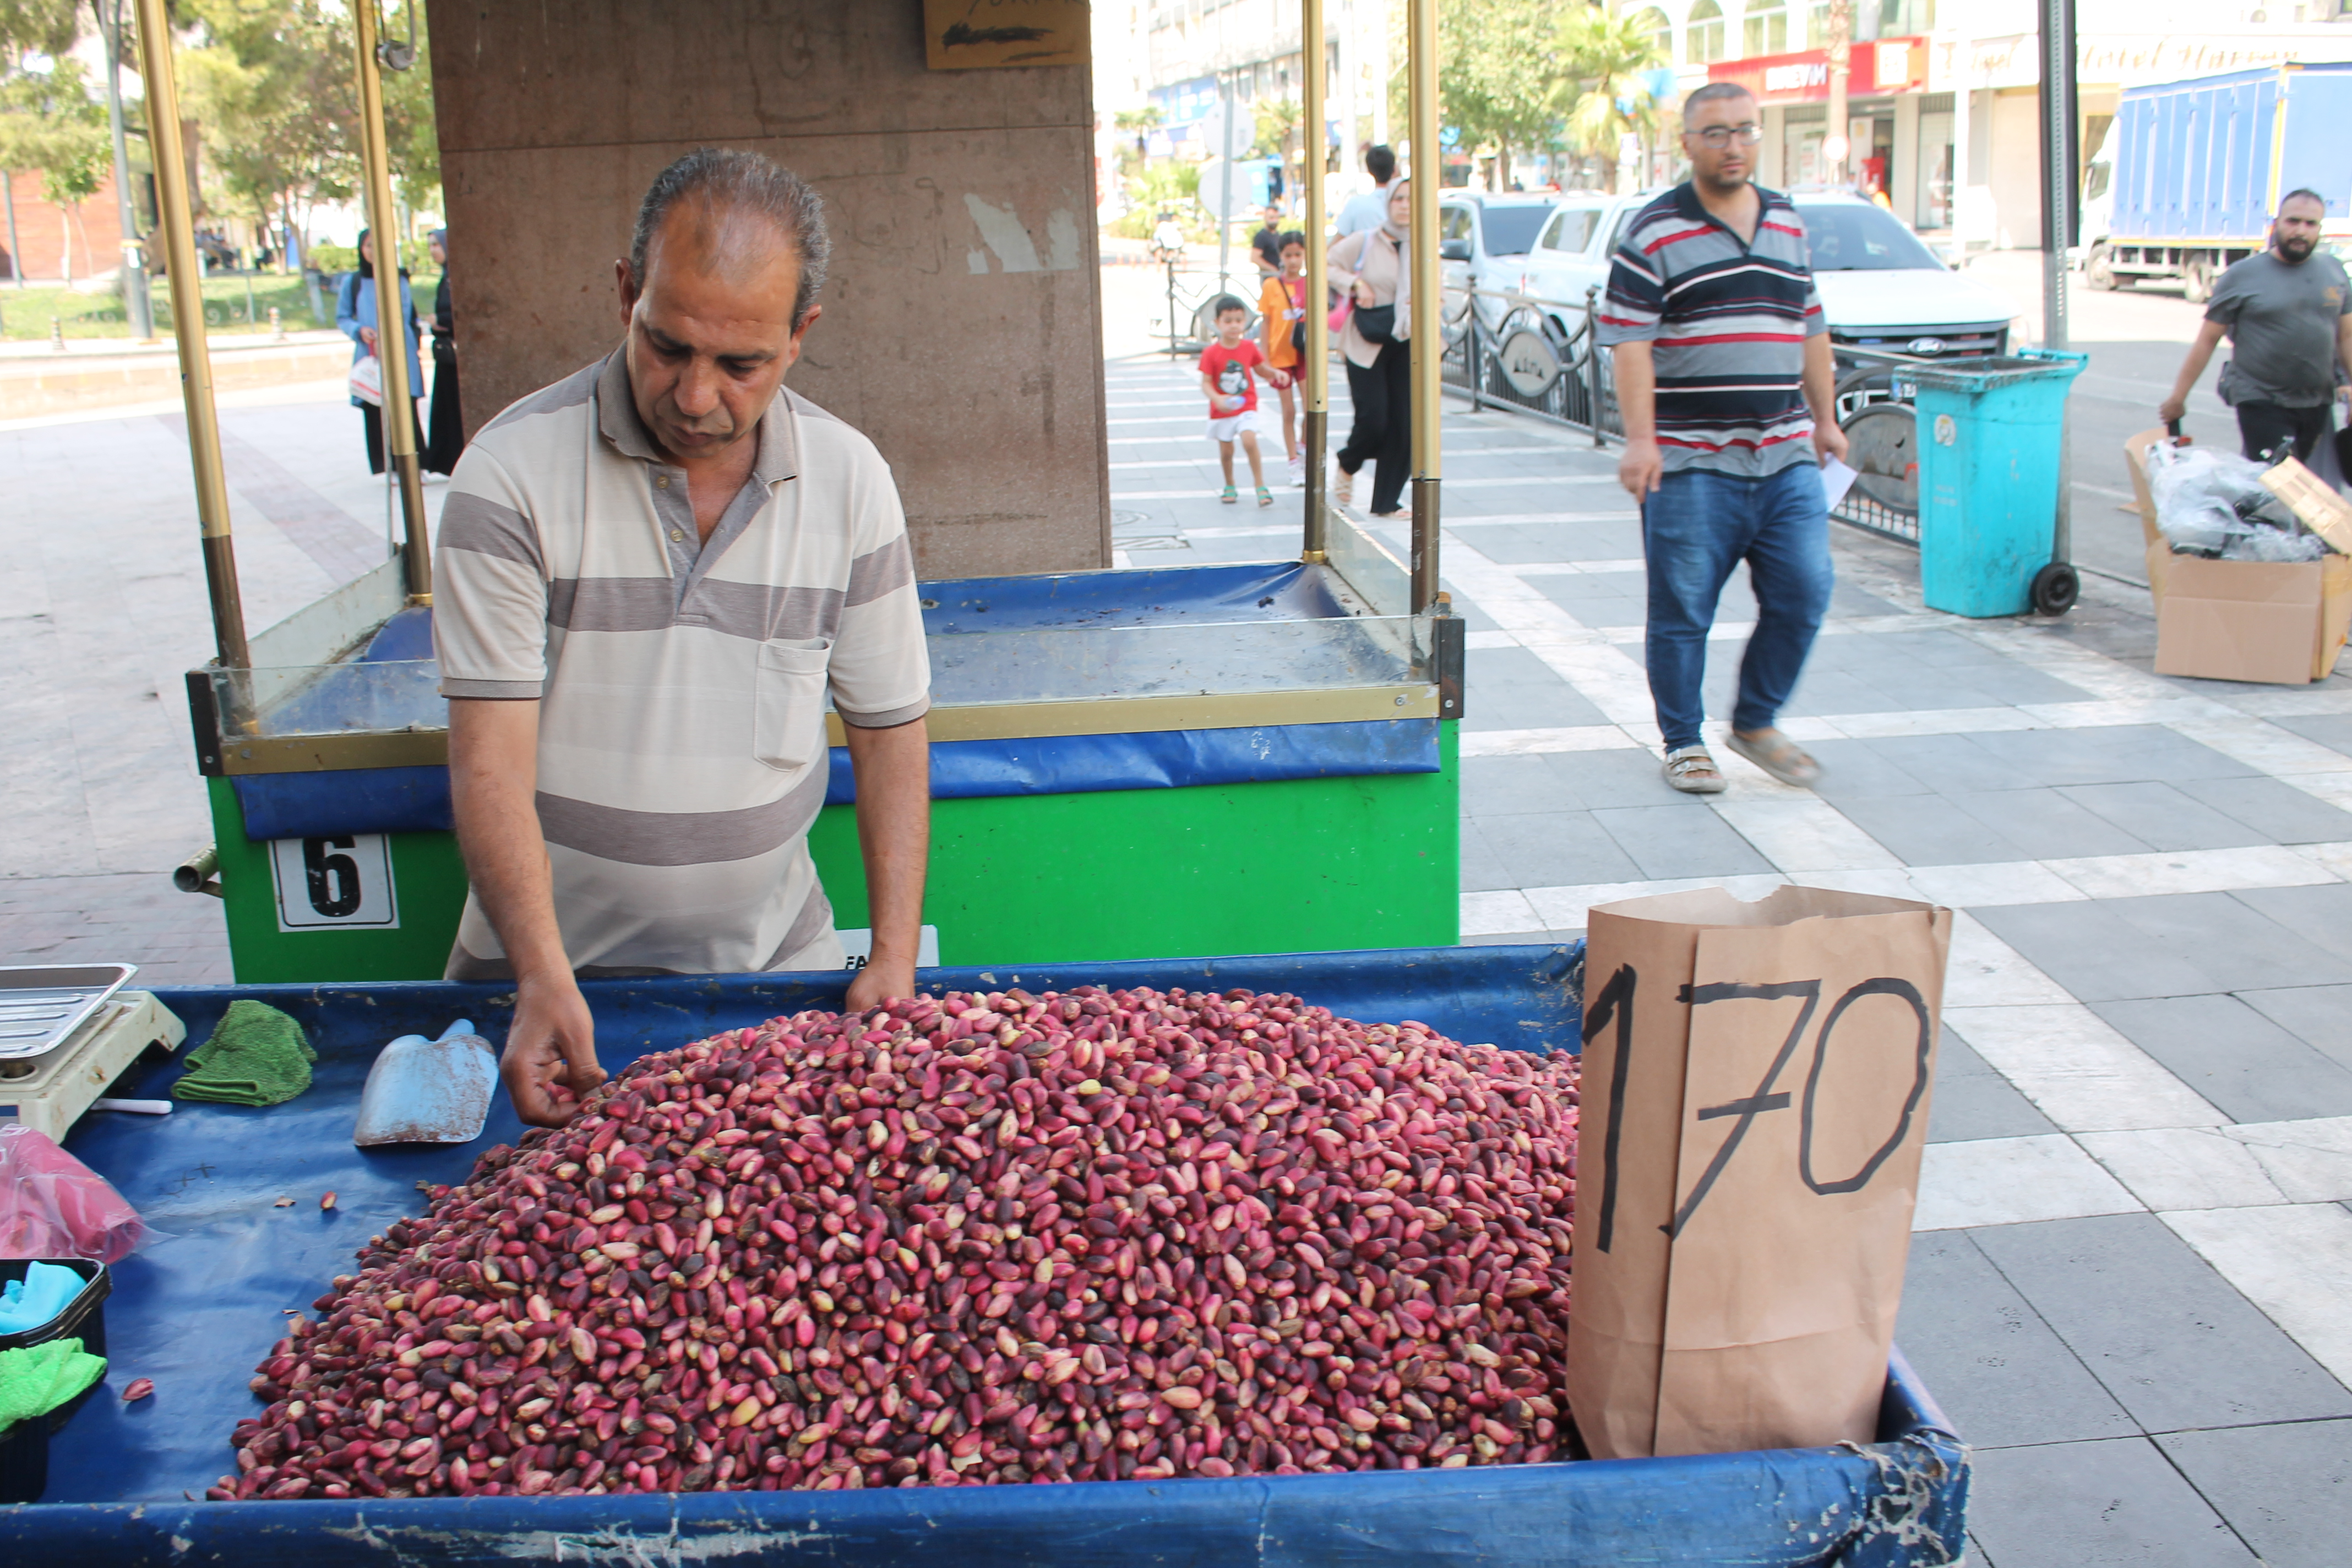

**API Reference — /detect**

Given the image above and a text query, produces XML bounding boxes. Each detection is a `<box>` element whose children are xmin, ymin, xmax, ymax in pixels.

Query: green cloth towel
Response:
<box><xmin>0</xmin><ymin>1337</ymin><xmax>105</xmax><ymax>1436</ymax></box>
<box><xmin>173</xmin><ymin>1000</ymin><xmax>317</xmax><ymax>1106</ymax></box>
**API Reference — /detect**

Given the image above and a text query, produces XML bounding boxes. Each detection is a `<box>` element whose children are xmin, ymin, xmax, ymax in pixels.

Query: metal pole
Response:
<box><xmin>1216</xmin><ymin>72</ymin><xmax>1238</xmax><ymax>301</ymax></box>
<box><xmin>99</xmin><ymin>0</ymin><xmax>153</xmax><ymax>339</ymax></box>
<box><xmin>3</xmin><ymin>173</ymin><xmax>22</xmax><ymax>290</ymax></box>
<box><xmin>133</xmin><ymin>0</ymin><xmax>248</xmax><ymax>668</ymax></box>
<box><xmin>354</xmin><ymin>0</ymin><xmax>432</xmax><ymax>601</ymax></box>
<box><xmin>1586</xmin><ymin>284</ymin><xmax>1607</xmax><ymax>449</ymax></box>
<box><xmin>1302</xmin><ymin>0</ymin><xmax>1329</xmax><ymax>561</ymax></box>
<box><xmin>1406</xmin><ymin>0</ymin><xmax>1440</xmax><ymax>613</ymax></box>
<box><xmin>2039</xmin><ymin>0</ymin><xmax>2076</xmax><ymax>562</ymax></box>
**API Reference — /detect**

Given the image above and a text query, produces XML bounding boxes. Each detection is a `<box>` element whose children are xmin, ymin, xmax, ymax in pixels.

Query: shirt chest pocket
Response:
<box><xmin>753</xmin><ymin>639</ymin><xmax>832</xmax><ymax>772</ymax></box>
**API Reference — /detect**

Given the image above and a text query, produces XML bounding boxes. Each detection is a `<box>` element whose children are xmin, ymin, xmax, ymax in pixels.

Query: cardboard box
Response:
<box><xmin>2126</xmin><ymin>428</ymin><xmax>2352</xmax><ymax>685</ymax></box>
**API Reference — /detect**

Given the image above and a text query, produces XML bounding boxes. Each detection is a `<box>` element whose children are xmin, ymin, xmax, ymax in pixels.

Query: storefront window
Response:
<box><xmin>1744</xmin><ymin>0</ymin><xmax>1788</xmax><ymax>58</ymax></box>
<box><xmin>1629</xmin><ymin>6</ymin><xmax>1672</xmax><ymax>63</ymax></box>
<box><xmin>1805</xmin><ymin>1</ymin><xmax>1831</xmax><ymax>48</ymax></box>
<box><xmin>1689</xmin><ymin>0</ymin><xmax>1726</xmax><ymax>63</ymax></box>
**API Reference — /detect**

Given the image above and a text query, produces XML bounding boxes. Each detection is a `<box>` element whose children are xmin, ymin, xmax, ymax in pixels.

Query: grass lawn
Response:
<box><xmin>0</xmin><ymin>269</ymin><xmax>444</xmax><ymax>342</ymax></box>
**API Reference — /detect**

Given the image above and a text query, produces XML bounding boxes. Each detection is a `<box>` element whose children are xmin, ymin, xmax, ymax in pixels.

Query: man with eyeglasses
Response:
<box><xmin>1598</xmin><ymin>82</ymin><xmax>1845</xmax><ymax>795</ymax></box>
<box><xmin>2159</xmin><ymin>190</ymin><xmax>2352</xmax><ymax>466</ymax></box>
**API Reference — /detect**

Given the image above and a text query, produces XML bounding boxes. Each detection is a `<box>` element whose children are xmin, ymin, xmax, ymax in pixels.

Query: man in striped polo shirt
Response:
<box><xmin>1599</xmin><ymin>82</ymin><xmax>1847</xmax><ymax>794</ymax></box>
<box><xmin>434</xmin><ymin>150</ymin><xmax>933</xmax><ymax>1125</ymax></box>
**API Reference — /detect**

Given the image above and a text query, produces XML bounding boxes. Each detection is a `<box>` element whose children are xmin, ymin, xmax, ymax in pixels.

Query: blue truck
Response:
<box><xmin>2081</xmin><ymin>60</ymin><xmax>2352</xmax><ymax>303</ymax></box>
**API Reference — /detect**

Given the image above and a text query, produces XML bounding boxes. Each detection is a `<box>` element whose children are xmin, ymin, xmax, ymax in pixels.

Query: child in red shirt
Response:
<box><xmin>1199</xmin><ymin>295</ymin><xmax>1291</xmax><ymax>507</ymax></box>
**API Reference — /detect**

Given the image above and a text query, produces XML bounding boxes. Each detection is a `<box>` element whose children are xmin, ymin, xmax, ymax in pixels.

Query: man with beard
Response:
<box><xmin>433</xmin><ymin>149</ymin><xmax>933</xmax><ymax>1128</ymax></box>
<box><xmin>1599</xmin><ymin>81</ymin><xmax>1846</xmax><ymax>795</ymax></box>
<box><xmin>2160</xmin><ymin>190</ymin><xmax>2352</xmax><ymax>464</ymax></box>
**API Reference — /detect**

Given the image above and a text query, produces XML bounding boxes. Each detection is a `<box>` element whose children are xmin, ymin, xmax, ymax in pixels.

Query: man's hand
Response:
<box><xmin>845</xmin><ymin>957</ymin><xmax>917</xmax><ymax>1014</ymax></box>
<box><xmin>1813</xmin><ymin>418</ymin><xmax>1849</xmax><ymax>466</ymax></box>
<box><xmin>1619</xmin><ymin>436</ymin><xmax>1664</xmax><ymax>498</ymax></box>
<box><xmin>2157</xmin><ymin>394</ymin><xmax>2187</xmax><ymax>426</ymax></box>
<box><xmin>500</xmin><ymin>970</ymin><xmax>605</xmax><ymax>1128</ymax></box>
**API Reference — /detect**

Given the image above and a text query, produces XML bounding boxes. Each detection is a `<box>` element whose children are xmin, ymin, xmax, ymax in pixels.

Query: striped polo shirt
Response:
<box><xmin>433</xmin><ymin>349</ymin><xmax>930</xmax><ymax>978</ymax></box>
<box><xmin>1596</xmin><ymin>182</ymin><xmax>1825</xmax><ymax>476</ymax></box>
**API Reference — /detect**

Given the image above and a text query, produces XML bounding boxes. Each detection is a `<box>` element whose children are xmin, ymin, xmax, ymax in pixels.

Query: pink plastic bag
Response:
<box><xmin>0</xmin><ymin>1125</ymin><xmax>153</xmax><ymax>1264</ymax></box>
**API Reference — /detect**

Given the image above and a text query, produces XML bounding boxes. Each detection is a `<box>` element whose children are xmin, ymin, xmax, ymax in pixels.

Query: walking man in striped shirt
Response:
<box><xmin>1599</xmin><ymin>82</ymin><xmax>1847</xmax><ymax>794</ymax></box>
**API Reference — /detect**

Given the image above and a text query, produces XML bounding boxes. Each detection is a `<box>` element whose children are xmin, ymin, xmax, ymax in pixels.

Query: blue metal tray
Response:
<box><xmin>0</xmin><ymin>945</ymin><xmax>1966</xmax><ymax>1565</ymax></box>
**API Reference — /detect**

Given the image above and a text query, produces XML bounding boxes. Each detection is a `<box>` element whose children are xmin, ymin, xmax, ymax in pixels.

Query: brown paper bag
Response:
<box><xmin>1565</xmin><ymin>885</ymin><xmax>1952</xmax><ymax>1460</ymax></box>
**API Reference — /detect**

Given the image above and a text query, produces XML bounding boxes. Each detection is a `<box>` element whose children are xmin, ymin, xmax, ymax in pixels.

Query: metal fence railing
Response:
<box><xmin>1438</xmin><ymin>283</ymin><xmax>1620</xmax><ymax>445</ymax></box>
<box><xmin>1434</xmin><ymin>284</ymin><xmax>1930</xmax><ymax>548</ymax></box>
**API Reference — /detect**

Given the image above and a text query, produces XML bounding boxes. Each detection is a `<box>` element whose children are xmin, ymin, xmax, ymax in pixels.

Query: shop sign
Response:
<box><xmin>1710</xmin><ymin>37</ymin><xmax>1925</xmax><ymax>104</ymax></box>
<box><xmin>1960</xmin><ymin>31</ymin><xmax>2352</xmax><ymax>91</ymax></box>
<box><xmin>1496</xmin><ymin>328</ymin><xmax>1562</xmax><ymax>398</ymax></box>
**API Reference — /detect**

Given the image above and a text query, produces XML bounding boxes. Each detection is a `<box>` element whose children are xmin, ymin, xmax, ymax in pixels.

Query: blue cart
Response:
<box><xmin>0</xmin><ymin>946</ymin><xmax>1967</xmax><ymax>1564</ymax></box>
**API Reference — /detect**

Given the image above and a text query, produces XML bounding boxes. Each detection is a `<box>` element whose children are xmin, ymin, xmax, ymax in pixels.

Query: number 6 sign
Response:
<box><xmin>266</xmin><ymin>835</ymin><xmax>400</xmax><ymax>932</ymax></box>
<box><xmin>1565</xmin><ymin>885</ymin><xmax>1951</xmax><ymax>1462</ymax></box>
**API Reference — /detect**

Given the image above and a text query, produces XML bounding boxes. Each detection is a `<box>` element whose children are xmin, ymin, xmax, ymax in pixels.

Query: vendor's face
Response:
<box><xmin>2274</xmin><ymin>197</ymin><xmax>2324</xmax><ymax>262</ymax></box>
<box><xmin>615</xmin><ymin>207</ymin><xmax>819</xmax><ymax>467</ymax></box>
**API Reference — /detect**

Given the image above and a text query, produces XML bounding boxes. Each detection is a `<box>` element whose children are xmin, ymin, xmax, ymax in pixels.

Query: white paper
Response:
<box><xmin>1821</xmin><ymin>456</ymin><xmax>1860</xmax><ymax>511</ymax></box>
<box><xmin>835</xmin><ymin>925</ymin><xmax>943</xmax><ymax>970</ymax></box>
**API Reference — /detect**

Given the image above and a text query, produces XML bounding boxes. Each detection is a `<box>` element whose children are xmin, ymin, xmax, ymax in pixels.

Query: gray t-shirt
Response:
<box><xmin>2207</xmin><ymin>249</ymin><xmax>2351</xmax><ymax>408</ymax></box>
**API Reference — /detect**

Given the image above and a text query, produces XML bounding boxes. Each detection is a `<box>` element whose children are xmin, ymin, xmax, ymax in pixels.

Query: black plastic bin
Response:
<box><xmin>0</xmin><ymin>1259</ymin><xmax>112</xmax><ymax>1504</ymax></box>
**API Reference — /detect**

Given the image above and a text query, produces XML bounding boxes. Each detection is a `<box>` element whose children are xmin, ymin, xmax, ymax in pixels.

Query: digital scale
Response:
<box><xmin>0</xmin><ymin>967</ymin><xmax>186</xmax><ymax>1141</ymax></box>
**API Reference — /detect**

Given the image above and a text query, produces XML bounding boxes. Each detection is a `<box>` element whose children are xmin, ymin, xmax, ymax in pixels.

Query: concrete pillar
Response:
<box><xmin>1891</xmin><ymin>93</ymin><xmax>1919</xmax><ymax>225</ymax></box>
<box><xmin>423</xmin><ymin>1</ymin><xmax>1109</xmax><ymax>578</ymax></box>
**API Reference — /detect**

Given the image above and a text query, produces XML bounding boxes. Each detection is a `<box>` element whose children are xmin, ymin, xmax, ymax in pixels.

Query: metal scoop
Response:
<box><xmin>352</xmin><ymin>1020</ymin><xmax>498</xmax><ymax>1146</ymax></box>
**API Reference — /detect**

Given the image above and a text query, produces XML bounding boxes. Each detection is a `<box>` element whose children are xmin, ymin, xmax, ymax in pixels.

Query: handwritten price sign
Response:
<box><xmin>1565</xmin><ymin>886</ymin><xmax>1952</xmax><ymax>1460</ymax></box>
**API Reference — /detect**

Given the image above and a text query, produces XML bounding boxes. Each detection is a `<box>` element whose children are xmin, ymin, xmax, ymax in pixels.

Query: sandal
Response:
<box><xmin>1724</xmin><ymin>728</ymin><xmax>1822</xmax><ymax>788</ymax></box>
<box><xmin>1334</xmin><ymin>466</ymin><xmax>1354</xmax><ymax>507</ymax></box>
<box><xmin>1256</xmin><ymin>486</ymin><xmax>1274</xmax><ymax>508</ymax></box>
<box><xmin>1662</xmin><ymin>745</ymin><xmax>1728</xmax><ymax>794</ymax></box>
<box><xmin>1219</xmin><ymin>484</ymin><xmax>1238</xmax><ymax>506</ymax></box>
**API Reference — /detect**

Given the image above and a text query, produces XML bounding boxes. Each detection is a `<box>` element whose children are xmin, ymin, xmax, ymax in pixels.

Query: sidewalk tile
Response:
<box><xmin>2237</xmin><ymin>984</ymin><xmax>2352</xmax><ymax>1073</ymax></box>
<box><xmin>1588</xmin><ymin>803</ymin><xmax>1776</xmax><ymax>880</ymax></box>
<box><xmin>1915</xmin><ymin>1135</ymin><xmax>2144</xmax><ymax>1231</ymax></box>
<box><xmin>1972</xmin><ymin>1213</ymin><xmax>2352</xmax><ymax>1431</ymax></box>
<box><xmin>2161</xmin><ymin>1205</ymin><xmax>2352</xmax><ymax>1391</ymax></box>
<box><xmin>2058</xmin><ymin>781</ymin><xmax>2272</xmax><ymax>851</ymax></box>
<box><xmin>1926</xmin><ymin>1033</ymin><xmax>2060</xmax><ymax>1144</ymax></box>
<box><xmin>2179</xmin><ymin>774</ymin><xmax>2352</xmax><ymax>844</ymax></box>
<box><xmin>1966</xmin><ymin>1439</ymin><xmax>2257</xmax><ymax>1567</ymax></box>
<box><xmin>1895</xmin><ymin>1231</ymin><xmax>2137</xmax><ymax>1448</ymax></box>
<box><xmin>2090</xmin><ymin>994</ymin><xmax>2352</xmax><ymax>1125</ymax></box>
<box><xmin>1968</xmin><ymin>724</ymin><xmax>2260</xmax><ymax>787</ymax></box>
<box><xmin>1836</xmin><ymin>794</ymin><xmax>2029</xmax><ymax>866</ymax></box>
<box><xmin>1946</xmin><ymin>787</ymin><xmax>2153</xmax><ymax>860</ymax></box>
<box><xmin>1460</xmin><ymin>755</ymin><xmax>1569</xmax><ymax>817</ymax></box>
<box><xmin>1473</xmin><ymin>812</ymin><xmax>1642</xmax><ymax>889</ymax></box>
<box><xmin>2155</xmin><ymin>1419</ymin><xmax>2352</xmax><ymax>1568</ymax></box>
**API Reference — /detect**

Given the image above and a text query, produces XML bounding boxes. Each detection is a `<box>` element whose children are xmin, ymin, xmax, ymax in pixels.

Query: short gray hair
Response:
<box><xmin>628</xmin><ymin>148</ymin><xmax>831</xmax><ymax>326</ymax></box>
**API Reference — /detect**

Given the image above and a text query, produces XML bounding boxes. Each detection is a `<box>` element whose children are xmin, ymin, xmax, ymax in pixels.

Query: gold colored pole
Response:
<box><xmin>1301</xmin><ymin>0</ymin><xmax>1329</xmax><ymax>562</ymax></box>
<box><xmin>1407</xmin><ymin>0</ymin><xmax>1441</xmax><ymax>613</ymax></box>
<box><xmin>133</xmin><ymin>0</ymin><xmax>248</xmax><ymax>668</ymax></box>
<box><xmin>355</xmin><ymin>0</ymin><xmax>432</xmax><ymax>601</ymax></box>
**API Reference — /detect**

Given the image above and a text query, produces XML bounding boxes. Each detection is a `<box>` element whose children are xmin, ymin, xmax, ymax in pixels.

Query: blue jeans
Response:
<box><xmin>1642</xmin><ymin>462</ymin><xmax>1833</xmax><ymax>751</ymax></box>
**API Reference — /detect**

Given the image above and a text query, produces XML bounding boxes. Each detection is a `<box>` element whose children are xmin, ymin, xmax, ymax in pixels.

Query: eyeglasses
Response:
<box><xmin>1689</xmin><ymin>123</ymin><xmax>1764</xmax><ymax>148</ymax></box>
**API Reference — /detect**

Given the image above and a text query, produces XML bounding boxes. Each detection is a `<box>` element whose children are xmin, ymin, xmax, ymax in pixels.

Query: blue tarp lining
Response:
<box><xmin>4</xmin><ymin>947</ymin><xmax>1967</xmax><ymax>1565</ymax></box>
<box><xmin>824</xmin><ymin>719</ymin><xmax>1440</xmax><ymax>805</ymax></box>
<box><xmin>232</xmin><ymin>721</ymin><xmax>1440</xmax><ymax>839</ymax></box>
<box><xmin>921</xmin><ymin>562</ymin><xmax>1349</xmax><ymax>635</ymax></box>
<box><xmin>231</xmin><ymin>765</ymin><xmax>453</xmax><ymax>840</ymax></box>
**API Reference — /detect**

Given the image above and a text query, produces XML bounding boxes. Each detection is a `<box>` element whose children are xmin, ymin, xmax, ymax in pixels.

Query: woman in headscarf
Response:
<box><xmin>1325</xmin><ymin>178</ymin><xmax>1414</xmax><ymax>518</ymax></box>
<box><xmin>335</xmin><ymin>227</ymin><xmax>425</xmax><ymax>476</ymax></box>
<box><xmin>422</xmin><ymin>227</ymin><xmax>465</xmax><ymax>475</ymax></box>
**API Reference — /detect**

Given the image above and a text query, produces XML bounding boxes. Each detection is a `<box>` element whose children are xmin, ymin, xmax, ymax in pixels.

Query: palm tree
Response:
<box><xmin>1556</xmin><ymin>9</ymin><xmax>1667</xmax><ymax>194</ymax></box>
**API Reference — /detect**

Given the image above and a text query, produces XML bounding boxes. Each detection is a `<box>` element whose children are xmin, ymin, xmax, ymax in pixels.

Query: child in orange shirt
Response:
<box><xmin>1257</xmin><ymin>231</ymin><xmax>1309</xmax><ymax>485</ymax></box>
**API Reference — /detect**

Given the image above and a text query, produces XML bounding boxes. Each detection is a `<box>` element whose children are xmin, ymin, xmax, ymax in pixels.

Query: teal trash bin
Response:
<box><xmin>1908</xmin><ymin>349</ymin><xmax>2087</xmax><ymax>618</ymax></box>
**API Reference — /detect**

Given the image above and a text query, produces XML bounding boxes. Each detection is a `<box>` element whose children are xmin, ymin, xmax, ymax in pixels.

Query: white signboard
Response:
<box><xmin>269</xmin><ymin>834</ymin><xmax>399</xmax><ymax>932</ymax></box>
<box><xmin>835</xmin><ymin>925</ymin><xmax>943</xmax><ymax>972</ymax></box>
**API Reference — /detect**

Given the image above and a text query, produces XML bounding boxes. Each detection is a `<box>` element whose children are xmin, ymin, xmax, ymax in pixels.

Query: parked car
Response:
<box><xmin>1437</xmin><ymin>192</ymin><xmax>1578</xmax><ymax>330</ymax></box>
<box><xmin>1512</xmin><ymin>188</ymin><xmax>2024</xmax><ymax>382</ymax></box>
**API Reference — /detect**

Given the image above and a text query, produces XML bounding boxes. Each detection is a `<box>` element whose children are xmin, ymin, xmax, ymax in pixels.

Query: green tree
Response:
<box><xmin>377</xmin><ymin>0</ymin><xmax>438</xmax><ymax>210</ymax></box>
<box><xmin>1558</xmin><ymin>8</ymin><xmax>1666</xmax><ymax>193</ymax></box>
<box><xmin>0</xmin><ymin>0</ymin><xmax>80</xmax><ymax>58</ymax></box>
<box><xmin>176</xmin><ymin>0</ymin><xmax>359</xmax><ymax>268</ymax></box>
<box><xmin>0</xmin><ymin>57</ymin><xmax>108</xmax><ymax>279</ymax></box>
<box><xmin>1251</xmin><ymin>95</ymin><xmax>1301</xmax><ymax>203</ymax></box>
<box><xmin>1439</xmin><ymin>0</ymin><xmax>1572</xmax><ymax>187</ymax></box>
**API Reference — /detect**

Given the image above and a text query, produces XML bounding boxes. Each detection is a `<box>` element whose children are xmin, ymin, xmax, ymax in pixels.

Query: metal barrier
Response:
<box><xmin>1437</xmin><ymin>283</ymin><xmax>1620</xmax><ymax>446</ymax></box>
<box><xmin>1435</xmin><ymin>284</ymin><xmax>1934</xmax><ymax>548</ymax></box>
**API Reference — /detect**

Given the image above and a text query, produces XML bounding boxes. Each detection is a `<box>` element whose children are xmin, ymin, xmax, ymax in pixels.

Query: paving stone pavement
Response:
<box><xmin>1099</xmin><ymin>349</ymin><xmax>2352</xmax><ymax>1566</ymax></box>
<box><xmin>10</xmin><ymin>351</ymin><xmax>2351</xmax><ymax>1560</ymax></box>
